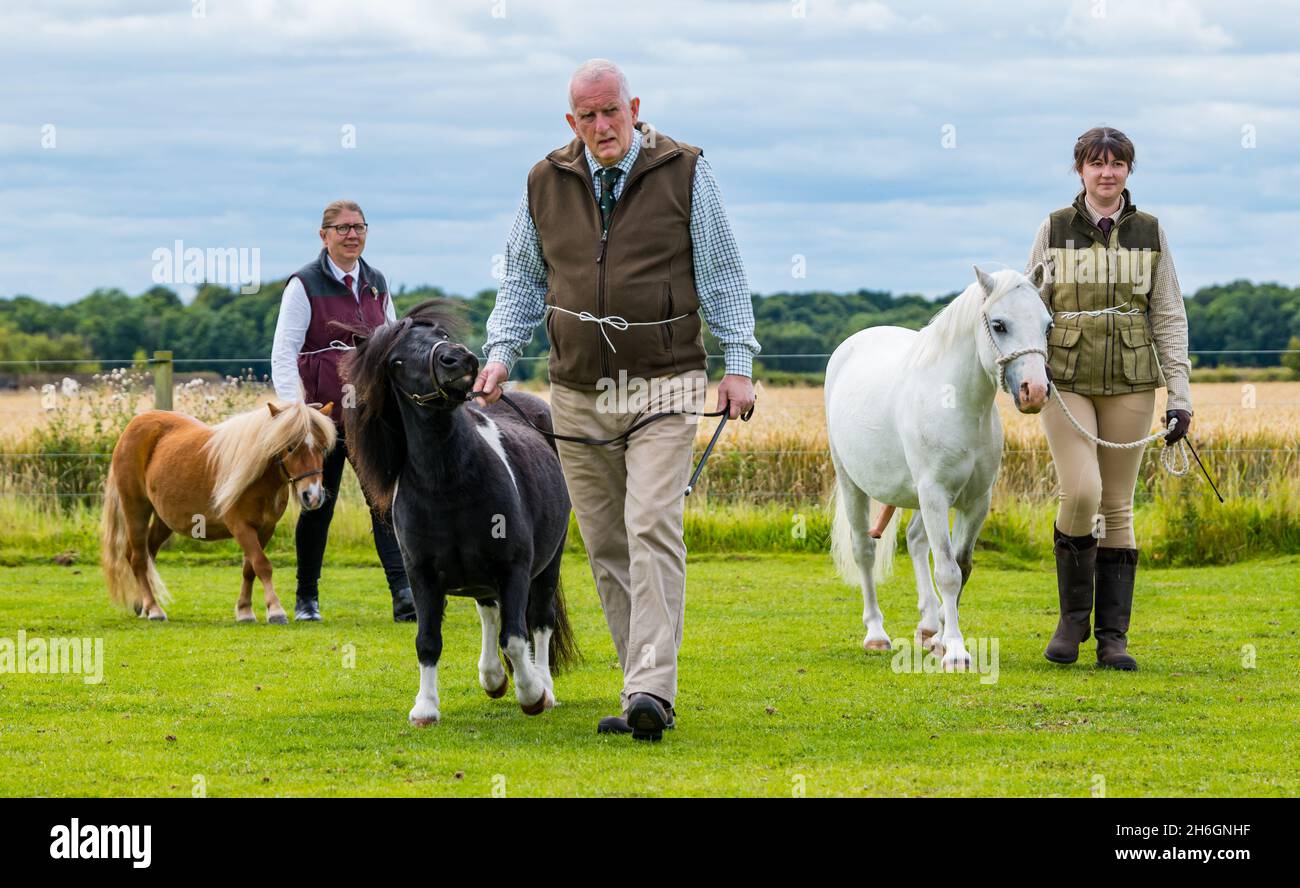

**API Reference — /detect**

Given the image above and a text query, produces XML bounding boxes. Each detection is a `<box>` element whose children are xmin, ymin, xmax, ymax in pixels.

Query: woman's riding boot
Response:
<box><xmin>1095</xmin><ymin>546</ymin><xmax>1139</xmax><ymax>671</ymax></box>
<box><xmin>1045</xmin><ymin>525</ymin><xmax>1098</xmax><ymax>664</ymax></box>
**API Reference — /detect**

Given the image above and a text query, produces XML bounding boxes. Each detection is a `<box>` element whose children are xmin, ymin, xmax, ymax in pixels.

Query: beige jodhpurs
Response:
<box><xmin>1039</xmin><ymin>389</ymin><xmax>1157</xmax><ymax>549</ymax></box>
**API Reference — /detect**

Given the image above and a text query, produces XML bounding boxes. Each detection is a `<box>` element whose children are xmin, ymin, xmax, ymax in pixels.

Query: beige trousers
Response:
<box><xmin>549</xmin><ymin>370</ymin><xmax>707</xmax><ymax>708</ymax></box>
<box><xmin>1039</xmin><ymin>389</ymin><xmax>1157</xmax><ymax>548</ymax></box>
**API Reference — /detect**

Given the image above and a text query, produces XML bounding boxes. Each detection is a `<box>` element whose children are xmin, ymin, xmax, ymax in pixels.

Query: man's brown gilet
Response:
<box><xmin>527</xmin><ymin>122</ymin><xmax>708</xmax><ymax>390</ymax></box>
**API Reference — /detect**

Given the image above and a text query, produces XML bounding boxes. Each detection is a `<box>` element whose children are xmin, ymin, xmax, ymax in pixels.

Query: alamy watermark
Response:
<box><xmin>152</xmin><ymin>240</ymin><xmax>261</xmax><ymax>295</ymax></box>
<box><xmin>594</xmin><ymin>370</ymin><xmax>708</xmax><ymax>420</ymax></box>
<box><xmin>890</xmin><ymin>635</ymin><xmax>1000</xmax><ymax>684</ymax></box>
<box><xmin>1048</xmin><ymin>244</ymin><xmax>1154</xmax><ymax>295</ymax></box>
<box><xmin>0</xmin><ymin>630</ymin><xmax>103</xmax><ymax>684</ymax></box>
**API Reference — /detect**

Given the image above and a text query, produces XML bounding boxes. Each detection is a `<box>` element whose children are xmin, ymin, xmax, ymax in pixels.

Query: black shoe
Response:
<box><xmin>1095</xmin><ymin>547</ymin><xmax>1140</xmax><ymax>671</ymax></box>
<box><xmin>597</xmin><ymin>715</ymin><xmax>633</xmax><ymax>736</ymax></box>
<box><xmin>597</xmin><ymin>702</ymin><xmax>677</xmax><ymax>738</ymax></box>
<box><xmin>625</xmin><ymin>693</ymin><xmax>676</xmax><ymax>742</ymax></box>
<box><xmin>1045</xmin><ymin>526</ymin><xmax>1097</xmax><ymax>664</ymax></box>
<box><xmin>294</xmin><ymin>596</ymin><xmax>322</xmax><ymax>622</ymax></box>
<box><xmin>391</xmin><ymin>586</ymin><xmax>416</xmax><ymax>622</ymax></box>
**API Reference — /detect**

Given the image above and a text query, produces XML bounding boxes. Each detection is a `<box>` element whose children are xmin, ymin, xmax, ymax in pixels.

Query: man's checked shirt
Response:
<box><xmin>483</xmin><ymin>129</ymin><xmax>761</xmax><ymax>378</ymax></box>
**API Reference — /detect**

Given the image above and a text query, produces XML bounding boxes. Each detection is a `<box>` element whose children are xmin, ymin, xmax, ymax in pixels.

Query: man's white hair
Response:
<box><xmin>569</xmin><ymin>58</ymin><xmax>631</xmax><ymax>111</ymax></box>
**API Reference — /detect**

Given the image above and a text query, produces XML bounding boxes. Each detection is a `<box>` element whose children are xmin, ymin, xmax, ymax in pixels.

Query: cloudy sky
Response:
<box><xmin>3</xmin><ymin>0</ymin><xmax>1297</xmax><ymax>305</ymax></box>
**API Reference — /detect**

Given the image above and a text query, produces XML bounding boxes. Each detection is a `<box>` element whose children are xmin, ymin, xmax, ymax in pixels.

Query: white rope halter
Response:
<box><xmin>547</xmin><ymin>305</ymin><xmax>694</xmax><ymax>353</ymax></box>
<box><xmin>979</xmin><ymin>309</ymin><xmax>1047</xmax><ymax>394</ymax></box>
<box><xmin>979</xmin><ymin>309</ymin><xmax>1189</xmax><ymax>476</ymax></box>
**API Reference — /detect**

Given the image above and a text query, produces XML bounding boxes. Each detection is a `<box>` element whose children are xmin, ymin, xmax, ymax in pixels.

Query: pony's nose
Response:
<box><xmin>438</xmin><ymin>346</ymin><xmax>478</xmax><ymax>377</ymax></box>
<box><xmin>1019</xmin><ymin>379</ymin><xmax>1048</xmax><ymax>412</ymax></box>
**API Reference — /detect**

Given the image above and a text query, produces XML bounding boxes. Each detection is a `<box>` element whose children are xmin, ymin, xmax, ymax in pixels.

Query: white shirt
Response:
<box><xmin>270</xmin><ymin>253</ymin><xmax>397</xmax><ymax>402</ymax></box>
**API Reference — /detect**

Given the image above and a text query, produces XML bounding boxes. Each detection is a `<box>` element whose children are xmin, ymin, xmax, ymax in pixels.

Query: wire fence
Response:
<box><xmin>3</xmin><ymin>348</ymin><xmax>1300</xmax><ymax>368</ymax></box>
<box><xmin>3</xmin><ymin>350</ymin><xmax>1296</xmax><ymax>505</ymax></box>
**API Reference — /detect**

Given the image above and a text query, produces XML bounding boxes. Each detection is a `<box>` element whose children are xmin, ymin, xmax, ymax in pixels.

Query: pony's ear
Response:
<box><xmin>319</xmin><ymin>401</ymin><xmax>334</xmax><ymax>417</ymax></box>
<box><xmin>352</xmin><ymin>332</ymin><xmax>368</xmax><ymax>349</ymax></box>
<box><xmin>974</xmin><ymin>265</ymin><xmax>997</xmax><ymax>298</ymax></box>
<box><xmin>267</xmin><ymin>402</ymin><xmax>282</xmax><ymax>418</ymax></box>
<box><xmin>1028</xmin><ymin>260</ymin><xmax>1049</xmax><ymax>290</ymax></box>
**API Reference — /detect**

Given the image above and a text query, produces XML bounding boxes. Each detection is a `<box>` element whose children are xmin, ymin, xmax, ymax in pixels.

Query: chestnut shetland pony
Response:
<box><xmin>101</xmin><ymin>400</ymin><xmax>336</xmax><ymax>622</ymax></box>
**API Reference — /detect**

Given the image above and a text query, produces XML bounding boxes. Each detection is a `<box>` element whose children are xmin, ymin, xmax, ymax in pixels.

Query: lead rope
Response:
<box><xmin>1048</xmin><ymin>386</ymin><xmax>1189</xmax><ymax>476</ymax></box>
<box><xmin>979</xmin><ymin>310</ymin><xmax>1194</xmax><ymax>478</ymax></box>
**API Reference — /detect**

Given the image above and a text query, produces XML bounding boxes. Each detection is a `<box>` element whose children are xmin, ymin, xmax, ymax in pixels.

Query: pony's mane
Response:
<box><xmin>204</xmin><ymin>400</ymin><xmax>336</xmax><ymax>517</ymax></box>
<box><xmin>336</xmin><ymin>298</ymin><xmax>468</xmax><ymax>513</ymax></box>
<box><xmin>906</xmin><ymin>269</ymin><xmax>1022</xmax><ymax>369</ymax></box>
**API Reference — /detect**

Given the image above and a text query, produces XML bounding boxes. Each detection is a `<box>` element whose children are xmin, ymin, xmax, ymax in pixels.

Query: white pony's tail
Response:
<box><xmin>830</xmin><ymin>484</ymin><xmax>903</xmax><ymax>588</ymax></box>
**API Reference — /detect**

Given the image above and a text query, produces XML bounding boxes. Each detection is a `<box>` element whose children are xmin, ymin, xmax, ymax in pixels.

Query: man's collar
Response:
<box><xmin>583</xmin><ymin>129</ymin><xmax>641</xmax><ymax>179</ymax></box>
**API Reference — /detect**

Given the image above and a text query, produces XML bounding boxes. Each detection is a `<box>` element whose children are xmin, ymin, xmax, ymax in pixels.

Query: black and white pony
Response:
<box><xmin>339</xmin><ymin>301</ymin><xmax>577</xmax><ymax>725</ymax></box>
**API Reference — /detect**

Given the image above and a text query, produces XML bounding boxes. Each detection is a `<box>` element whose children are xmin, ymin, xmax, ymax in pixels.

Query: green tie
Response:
<box><xmin>599</xmin><ymin>166</ymin><xmax>623</xmax><ymax>231</ymax></box>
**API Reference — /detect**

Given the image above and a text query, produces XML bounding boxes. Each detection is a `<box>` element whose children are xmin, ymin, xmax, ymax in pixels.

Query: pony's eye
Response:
<box><xmin>392</xmin><ymin>359</ymin><xmax>403</xmax><ymax>368</ymax></box>
<box><xmin>992</xmin><ymin>320</ymin><xmax>1007</xmax><ymax>334</ymax></box>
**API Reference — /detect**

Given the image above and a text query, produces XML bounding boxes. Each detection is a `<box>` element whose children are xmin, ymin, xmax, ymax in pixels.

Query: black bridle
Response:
<box><xmin>393</xmin><ymin>338</ymin><xmax>467</xmax><ymax>407</ymax></box>
<box><xmin>276</xmin><ymin>452</ymin><xmax>324</xmax><ymax>485</ymax></box>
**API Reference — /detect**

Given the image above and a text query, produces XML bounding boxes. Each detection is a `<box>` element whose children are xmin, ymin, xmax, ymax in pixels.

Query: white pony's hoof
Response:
<box><xmin>863</xmin><ymin>637</ymin><xmax>892</xmax><ymax>652</ymax></box>
<box><xmin>942</xmin><ymin>654</ymin><xmax>972</xmax><ymax>673</ymax></box>
<box><xmin>917</xmin><ymin>628</ymin><xmax>943</xmax><ymax>653</ymax></box>
<box><xmin>409</xmin><ymin>700</ymin><xmax>440</xmax><ymax>726</ymax></box>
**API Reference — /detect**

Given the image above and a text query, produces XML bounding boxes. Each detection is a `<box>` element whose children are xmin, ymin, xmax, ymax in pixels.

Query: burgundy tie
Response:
<box><xmin>1098</xmin><ymin>217</ymin><xmax>1114</xmax><ymax>241</ymax></box>
<box><xmin>342</xmin><ymin>273</ymin><xmax>353</xmax><ymax>295</ymax></box>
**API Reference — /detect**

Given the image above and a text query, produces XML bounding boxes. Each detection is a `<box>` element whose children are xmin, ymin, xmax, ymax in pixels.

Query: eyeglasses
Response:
<box><xmin>328</xmin><ymin>223</ymin><xmax>368</xmax><ymax>235</ymax></box>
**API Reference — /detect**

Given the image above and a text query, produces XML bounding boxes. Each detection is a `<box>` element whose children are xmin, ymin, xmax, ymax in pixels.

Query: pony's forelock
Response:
<box><xmin>906</xmin><ymin>269</ymin><xmax>1026</xmax><ymax>370</ymax></box>
<box><xmin>205</xmin><ymin>401</ymin><xmax>335</xmax><ymax>516</ymax></box>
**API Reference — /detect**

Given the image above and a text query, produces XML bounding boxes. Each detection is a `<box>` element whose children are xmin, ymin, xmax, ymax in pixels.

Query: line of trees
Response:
<box><xmin>2</xmin><ymin>277</ymin><xmax>1298</xmax><ymax>380</ymax></box>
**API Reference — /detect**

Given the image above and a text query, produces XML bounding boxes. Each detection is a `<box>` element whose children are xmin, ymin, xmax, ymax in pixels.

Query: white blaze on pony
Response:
<box><xmin>827</xmin><ymin>265</ymin><xmax>1052</xmax><ymax>670</ymax></box>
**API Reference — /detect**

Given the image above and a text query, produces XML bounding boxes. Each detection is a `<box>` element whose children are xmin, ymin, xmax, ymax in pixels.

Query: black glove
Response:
<box><xmin>1164</xmin><ymin>409</ymin><xmax>1191</xmax><ymax>446</ymax></box>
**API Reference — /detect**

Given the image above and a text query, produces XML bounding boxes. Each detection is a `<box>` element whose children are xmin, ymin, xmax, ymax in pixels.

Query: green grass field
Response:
<box><xmin>1</xmin><ymin>551</ymin><xmax>1296</xmax><ymax>797</ymax></box>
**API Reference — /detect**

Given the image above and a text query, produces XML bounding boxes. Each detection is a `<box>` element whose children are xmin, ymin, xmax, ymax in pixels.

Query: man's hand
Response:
<box><xmin>473</xmin><ymin>361</ymin><xmax>510</xmax><ymax>408</ymax></box>
<box><xmin>716</xmin><ymin>373</ymin><xmax>755</xmax><ymax>420</ymax></box>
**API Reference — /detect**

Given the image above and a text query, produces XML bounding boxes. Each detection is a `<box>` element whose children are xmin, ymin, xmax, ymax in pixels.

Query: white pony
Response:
<box><xmin>827</xmin><ymin>265</ymin><xmax>1052</xmax><ymax>670</ymax></box>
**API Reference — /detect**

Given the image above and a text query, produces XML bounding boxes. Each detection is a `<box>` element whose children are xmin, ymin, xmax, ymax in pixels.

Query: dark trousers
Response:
<box><xmin>295</xmin><ymin>433</ymin><xmax>408</xmax><ymax>600</ymax></box>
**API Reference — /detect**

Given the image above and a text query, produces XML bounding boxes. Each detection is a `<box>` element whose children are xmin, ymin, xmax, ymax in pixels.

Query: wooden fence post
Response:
<box><xmin>153</xmin><ymin>350</ymin><xmax>173</xmax><ymax>410</ymax></box>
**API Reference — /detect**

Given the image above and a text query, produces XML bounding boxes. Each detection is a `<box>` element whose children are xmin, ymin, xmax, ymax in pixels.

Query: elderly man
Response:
<box><xmin>475</xmin><ymin>59</ymin><xmax>759</xmax><ymax>741</ymax></box>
